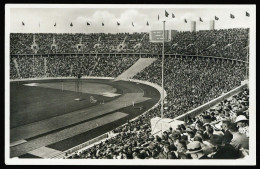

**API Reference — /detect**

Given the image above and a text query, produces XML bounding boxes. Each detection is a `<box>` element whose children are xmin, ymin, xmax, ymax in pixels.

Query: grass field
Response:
<box><xmin>10</xmin><ymin>79</ymin><xmax>160</xmax><ymax>158</ymax></box>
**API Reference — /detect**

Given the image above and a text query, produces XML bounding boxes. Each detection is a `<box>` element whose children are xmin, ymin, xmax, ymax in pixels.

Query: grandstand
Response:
<box><xmin>8</xmin><ymin>6</ymin><xmax>252</xmax><ymax>161</ymax></box>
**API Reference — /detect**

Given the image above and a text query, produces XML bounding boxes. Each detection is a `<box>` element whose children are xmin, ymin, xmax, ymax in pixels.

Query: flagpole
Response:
<box><xmin>161</xmin><ymin>20</ymin><xmax>165</xmax><ymax>119</ymax></box>
<box><xmin>38</xmin><ymin>22</ymin><xmax>40</xmax><ymax>34</ymax></box>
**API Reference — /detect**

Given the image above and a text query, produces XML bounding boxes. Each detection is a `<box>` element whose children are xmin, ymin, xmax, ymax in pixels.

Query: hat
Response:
<box><xmin>140</xmin><ymin>150</ymin><xmax>146</xmax><ymax>154</ymax></box>
<box><xmin>235</xmin><ymin>115</ymin><xmax>248</xmax><ymax>123</ymax></box>
<box><xmin>186</xmin><ymin>141</ymin><xmax>203</xmax><ymax>154</ymax></box>
<box><xmin>161</xmin><ymin>141</ymin><xmax>170</xmax><ymax>146</ymax></box>
<box><xmin>148</xmin><ymin>143</ymin><xmax>156</xmax><ymax>150</ymax></box>
<box><xmin>186</xmin><ymin>127</ymin><xmax>194</xmax><ymax>133</ymax></box>
<box><xmin>209</xmin><ymin>134</ymin><xmax>223</xmax><ymax>146</ymax></box>
<box><xmin>203</xmin><ymin>122</ymin><xmax>211</xmax><ymax>126</ymax></box>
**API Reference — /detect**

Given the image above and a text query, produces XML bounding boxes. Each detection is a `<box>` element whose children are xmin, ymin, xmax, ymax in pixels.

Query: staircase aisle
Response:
<box><xmin>115</xmin><ymin>58</ymin><xmax>157</xmax><ymax>81</ymax></box>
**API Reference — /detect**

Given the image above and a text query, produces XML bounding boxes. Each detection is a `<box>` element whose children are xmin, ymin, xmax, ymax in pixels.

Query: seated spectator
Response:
<box><xmin>221</xmin><ymin>120</ymin><xmax>233</xmax><ymax>145</ymax></box>
<box><xmin>186</xmin><ymin>141</ymin><xmax>209</xmax><ymax>159</ymax></box>
<box><xmin>208</xmin><ymin>135</ymin><xmax>239</xmax><ymax>159</ymax></box>
<box><xmin>157</xmin><ymin>143</ymin><xmax>177</xmax><ymax>159</ymax></box>
<box><xmin>235</xmin><ymin>115</ymin><xmax>249</xmax><ymax>137</ymax></box>
<box><xmin>229</xmin><ymin>123</ymin><xmax>249</xmax><ymax>151</ymax></box>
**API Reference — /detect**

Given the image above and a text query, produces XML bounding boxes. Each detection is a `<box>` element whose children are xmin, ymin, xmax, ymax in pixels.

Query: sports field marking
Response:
<box><xmin>10</xmin><ymin>112</ymin><xmax>128</xmax><ymax>158</ymax></box>
<box><xmin>35</xmin><ymin>82</ymin><xmax>117</xmax><ymax>96</ymax></box>
<box><xmin>23</xmin><ymin>83</ymin><xmax>39</xmax><ymax>86</ymax></box>
<box><xmin>28</xmin><ymin>146</ymin><xmax>63</xmax><ymax>159</ymax></box>
<box><xmin>10</xmin><ymin>140</ymin><xmax>27</xmax><ymax>147</ymax></box>
<box><xmin>101</xmin><ymin>92</ymin><xmax>121</xmax><ymax>97</ymax></box>
<box><xmin>10</xmin><ymin>93</ymin><xmax>150</xmax><ymax>143</ymax></box>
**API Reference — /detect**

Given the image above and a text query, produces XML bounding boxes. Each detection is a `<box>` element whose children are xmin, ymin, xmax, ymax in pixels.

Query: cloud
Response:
<box><xmin>10</xmin><ymin>7</ymin><xmax>251</xmax><ymax>33</ymax></box>
<box><xmin>75</xmin><ymin>9</ymin><xmax>151</xmax><ymax>33</ymax></box>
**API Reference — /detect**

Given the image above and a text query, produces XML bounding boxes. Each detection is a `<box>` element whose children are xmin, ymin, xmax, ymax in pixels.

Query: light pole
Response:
<box><xmin>161</xmin><ymin>21</ymin><xmax>166</xmax><ymax>119</ymax></box>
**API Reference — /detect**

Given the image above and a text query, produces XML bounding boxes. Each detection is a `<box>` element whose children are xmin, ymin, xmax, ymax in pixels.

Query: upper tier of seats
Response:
<box><xmin>10</xmin><ymin>28</ymin><xmax>249</xmax><ymax>61</ymax></box>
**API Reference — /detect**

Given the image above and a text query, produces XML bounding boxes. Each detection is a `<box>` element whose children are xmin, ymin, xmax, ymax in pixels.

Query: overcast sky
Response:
<box><xmin>8</xmin><ymin>4</ymin><xmax>254</xmax><ymax>34</ymax></box>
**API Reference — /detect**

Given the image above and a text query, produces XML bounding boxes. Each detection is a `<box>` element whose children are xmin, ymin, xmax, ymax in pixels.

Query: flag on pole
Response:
<box><xmin>117</xmin><ymin>22</ymin><xmax>120</xmax><ymax>26</ymax></box>
<box><xmin>70</xmin><ymin>22</ymin><xmax>73</xmax><ymax>27</ymax></box>
<box><xmin>246</xmin><ymin>11</ymin><xmax>250</xmax><ymax>17</ymax></box>
<box><xmin>87</xmin><ymin>22</ymin><xmax>90</xmax><ymax>26</ymax></box>
<box><xmin>184</xmin><ymin>19</ymin><xmax>187</xmax><ymax>23</ymax></box>
<box><xmin>54</xmin><ymin>22</ymin><xmax>56</xmax><ymax>27</ymax></box>
<box><xmin>102</xmin><ymin>22</ymin><xmax>104</xmax><ymax>26</ymax></box>
<box><xmin>230</xmin><ymin>14</ymin><xmax>235</xmax><ymax>19</ymax></box>
<box><xmin>215</xmin><ymin>16</ymin><xmax>219</xmax><ymax>20</ymax></box>
<box><xmin>158</xmin><ymin>14</ymin><xmax>160</xmax><ymax>21</ymax></box>
<box><xmin>172</xmin><ymin>13</ymin><xmax>175</xmax><ymax>18</ymax></box>
<box><xmin>199</xmin><ymin>17</ymin><xmax>203</xmax><ymax>22</ymax></box>
<box><xmin>132</xmin><ymin>22</ymin><xmax>134</xmax><ymax>27</ymax></box>
<box><xmin>165</xmin><ymin>10</ymin><xmax>169</xmax><ymax>17</ymax></box>
<box><xmin>146</xmin><ymin>21</ymin><xmax>149</xmax><ymax>26</ymax></box>
<box><xmin>22</xmin><ymin>21</ymin><xmax>25</xmax><ymax>26</ymax></box>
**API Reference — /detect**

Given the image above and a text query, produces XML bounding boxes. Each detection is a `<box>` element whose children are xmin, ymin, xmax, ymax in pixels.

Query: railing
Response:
<box><xmin>10</xmin><ymin>53</ymin><xmax>248</xmax><ymax>63</ymax></box>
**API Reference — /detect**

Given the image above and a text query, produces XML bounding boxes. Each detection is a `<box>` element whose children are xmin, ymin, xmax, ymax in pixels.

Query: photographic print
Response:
<box><xmin>5</xmin><ymin>4</ymin><xmax>256</xmax><ymax>165</ymax></box>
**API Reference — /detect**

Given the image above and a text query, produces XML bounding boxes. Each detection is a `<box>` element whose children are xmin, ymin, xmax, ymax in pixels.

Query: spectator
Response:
<box><xmin>208</xmin><ymin>135</ymin><xmax>239</xmax><ymax>159</ymax></box>
<box><xmin>157</xmin><ymin>143</ymin><xmax>177</xmax><ymax>159</ymax></box>
<box><xmin>235</xmin><ymin>115</ymin><xmax>249</xmax><ymax>137</ymax></box>
<box><xmin>229</xmin><ymin>123</ymin><xmax>249</xmax><ymax>150</ymax></box>
<box><xmin>186</xmin><ymin>141</ymin><xmax>209</xmax><ymax>159</ymax></box>
<box><xmin>221</xmin><ymin>120</ymin><xmax>233</xmax><ymax>144</ymax></box>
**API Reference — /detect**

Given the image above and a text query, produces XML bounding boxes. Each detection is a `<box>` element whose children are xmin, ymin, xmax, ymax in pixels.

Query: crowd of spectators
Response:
<box><xmin>10</xmin><ymin>54</ymin><xmax>140</xmax><ymax>79</ymax></box>
<box><xmin>70</xmin><ymin>87</ymin><xmax>249</xmax><ymax>159</ymax></box>
<box><xmin>10</xmin><ymin>29</ymin><xmax>249</xmax><ymax>160</ymax></box>
<box><xmin>10</xmin><ymin>28</ymin><xmax>249</xmax><ymax>61</ymax></box>
<box><xmin>168</xmin><ymin>28</ymin><xmax>249</xmax><ymax>61</ymax></box>
<box><xmin>134</xmin><ymin>56</ymin><xmax>246</xmax><ymax>118</ymax></box>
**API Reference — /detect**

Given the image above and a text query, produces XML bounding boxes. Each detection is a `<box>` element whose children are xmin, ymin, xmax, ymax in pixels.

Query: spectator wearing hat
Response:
<box><xmin>235</xmin><ymin>115</ymin><xmax>249</xmax><ymax>137</ymax></box>
<box><xmin>186</xmin><ymin>141</ymin><xmax>209</xmax><ymax>159</ymax></box>
<box><xmin>229</xmin><ymin>123</ymin><xmax>249</xmax><ymax>151</ymax></box>
<box><xmin>208</xmin><ymin>134</ymin><xmax>239</xmax><ymax>159</ymax></box>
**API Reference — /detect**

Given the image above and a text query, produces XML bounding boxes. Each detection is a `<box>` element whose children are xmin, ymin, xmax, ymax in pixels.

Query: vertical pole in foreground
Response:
<box><xmin>33</xmin><ymin>54</ymin><xmax>35</xmax><ymax>78</ymax></box>
<box><xmin>161</xmin><ymin>21</ymin><xmax>166</xmax><ymax>119</ymax></box>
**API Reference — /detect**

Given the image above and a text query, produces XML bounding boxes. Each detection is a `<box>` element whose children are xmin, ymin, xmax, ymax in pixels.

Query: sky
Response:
<box><xmin>7</xmin><ymin>4</ymin><xmax>254</xmax><ymax>34</ymax></box>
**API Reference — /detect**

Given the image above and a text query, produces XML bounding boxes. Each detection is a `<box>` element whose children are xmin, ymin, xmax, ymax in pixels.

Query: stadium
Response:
<box><xmin>7</xmin><ymin>6</ymin><xmax>254</xmax><ymax>161</ymax></box>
